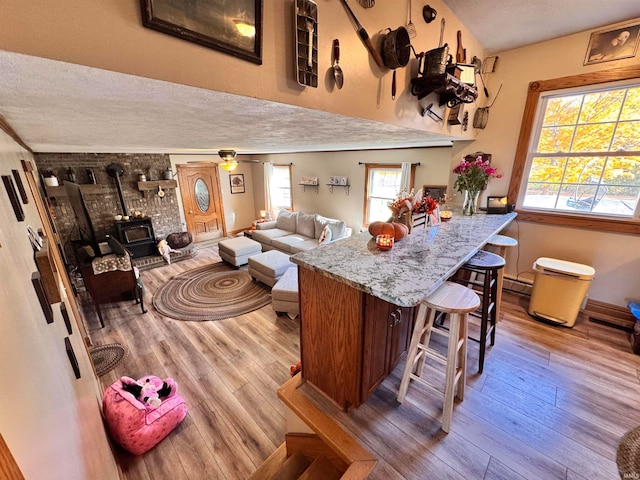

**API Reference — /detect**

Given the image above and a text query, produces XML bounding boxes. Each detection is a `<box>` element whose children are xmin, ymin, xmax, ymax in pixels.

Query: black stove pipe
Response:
<box><xmin>106</xmin><ymin>163</ymin><xmax>128</xmax><ymax>216</ymax></box>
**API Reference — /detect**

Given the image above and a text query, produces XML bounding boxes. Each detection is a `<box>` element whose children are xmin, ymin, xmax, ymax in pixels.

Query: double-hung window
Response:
<box><xmin>509</xmin><ymin>66</ymin><xmax>640</xmax><ymax>233</ymax></box>
<box><xmin>268</xmin><ymin>164</ymin><xmax>292</xmax><ymax>211</ymax></box>
<box><xmin>364</xmin><ymin>164</ymin><xmax>415</xmax><ymax>224</ymax></box>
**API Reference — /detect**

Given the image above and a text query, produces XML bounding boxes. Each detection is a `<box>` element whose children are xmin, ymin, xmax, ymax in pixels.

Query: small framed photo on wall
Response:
<box><xmin>584</xmin><ymin>21</ymin><xmax>640</xmax><ymax>65</ymax></box>
<box><xmin>229</xmin><ymin>174</ymin><xmax>245</xmax><ymax>194</ymax></box>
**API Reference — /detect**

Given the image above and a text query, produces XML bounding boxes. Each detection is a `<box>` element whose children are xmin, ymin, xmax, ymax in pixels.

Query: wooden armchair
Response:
<box><xmin>77</xmin><ymin>237</ymin><xmax>146</xmax><ymax>327</ymax></box>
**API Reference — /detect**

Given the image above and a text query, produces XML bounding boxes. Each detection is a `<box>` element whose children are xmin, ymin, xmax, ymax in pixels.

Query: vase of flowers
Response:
<box><xmin>453</xmin><ymin>155</ymin><xmax>501</xmax><ymax>216</ymax></box>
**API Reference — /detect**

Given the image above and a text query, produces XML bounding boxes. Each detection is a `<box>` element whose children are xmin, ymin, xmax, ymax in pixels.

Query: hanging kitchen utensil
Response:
<box><xmin>439</xmin><ymin>18</ymin><xmax>445</xmax><ymax>47</ymax></box>
<box><xmin>332</xmin><ymin>39</ymin><xmax>344</xmax><ymax>89</ymax></box>
<box><xmin>406</xmin><ymin>0</ymin><xmax>416</xmax><ymax>38</ymax></box>
<box><xmin>471</xmin><ymin>56</ymin><xmax>490</xmax><ymax>98</ymax></box>
<box><xmin>358</xmin><ymin>0</ymin><xmax>375</xmax><ymax>7</ymax></box>
<box><xmin>422</xmin><ymin>4</ymin><xmax>437</xmax><ymax>23</ymax></box>
<box><xmin>157</xmin><ymin>185</ymin><xmax>165</xmax><ymax>198</ymax></box>
<box><xmin>473</xmin><ymin>83</ymin><xmax>502</xmax><ymax>129</ymax></box>
<box><xmin>294</xmin><ymin>0</ymin><xmax>318</xmax><ymax>87</ymax></box>
<box><xmin>381</xmin><ymin>26</ymin><xmax>411</xmax><ymax>100</ymax></box>
<box><xmin>338</xmin><ymin>0</ymin><xmax>385</xmax><ymax>69</ymax></box>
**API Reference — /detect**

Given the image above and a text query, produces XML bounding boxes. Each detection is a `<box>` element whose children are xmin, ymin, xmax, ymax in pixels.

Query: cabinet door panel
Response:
<box><xmin>388</xmin><ymin>306</ymin><xmax>414</xmax><ymax>371</ymax></box>
<box><xmin>362</xmin><ymin>295</ymin><xmax>391</xmax><ymax>399</ymax></box>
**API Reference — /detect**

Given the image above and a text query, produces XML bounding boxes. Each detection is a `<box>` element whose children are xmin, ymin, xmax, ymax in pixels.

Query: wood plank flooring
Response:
<box><xmin>88</xmin><ymin>245</ymin><xmax>640</xmax><ymax>480</ymax></box>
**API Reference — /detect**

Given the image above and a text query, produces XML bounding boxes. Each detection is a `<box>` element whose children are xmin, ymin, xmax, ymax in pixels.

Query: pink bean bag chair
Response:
<box><xmin>103</xmin><ymin>375</ymin><xmax>187</xmax><ymax>455</ymax></box>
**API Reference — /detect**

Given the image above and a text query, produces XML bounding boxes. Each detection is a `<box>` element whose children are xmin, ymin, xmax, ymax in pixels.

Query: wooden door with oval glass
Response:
<box><xmin>176</xmin><ymin>164</ymin><xmax>226</xmax><ymax>243</ymax></box>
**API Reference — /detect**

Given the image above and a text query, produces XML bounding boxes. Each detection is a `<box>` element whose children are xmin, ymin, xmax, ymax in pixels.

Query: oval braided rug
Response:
<box><xmin>152</xmin><ymin>263</ymin><xmax>271</xmax><ymax>321</ymax></box>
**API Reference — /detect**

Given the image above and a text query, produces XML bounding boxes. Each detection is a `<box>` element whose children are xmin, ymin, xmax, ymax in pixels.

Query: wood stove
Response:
<box><xmin>115</xmin><ymin>218</ymin><xmax>156</xmax><ymax>258</ymax></box>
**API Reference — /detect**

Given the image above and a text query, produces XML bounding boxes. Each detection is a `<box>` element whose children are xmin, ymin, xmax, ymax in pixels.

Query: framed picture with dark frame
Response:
<box><xmin>584</xmin><ymin>21</ymin><xmax>640</xmax><ymax>65</ymax></box>
<box><xmin>422</xmin><ymin>185</ymin><xmax>448</xmax><ymax>203</ymax></box>
<box><xmin>140</xmin><ymin>0</ymin><xmax>263</xmax><ymax>65</ymax></box>
<box><xmin>229</xmin><ymin>173</ymin><xmax>245</xmax><ymax>194</ymax></box>
<box><xmin>2</xmin><ymin>175</ymin><xmax>25</xmax><ymax>221</ymax></box>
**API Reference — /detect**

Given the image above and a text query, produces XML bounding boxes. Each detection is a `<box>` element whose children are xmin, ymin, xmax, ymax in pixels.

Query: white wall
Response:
<box><xmin>453</xmin><ymin>18</ymin><xmax>640</xmax><ymax>307</ymax></box>
<box><xmin>0</xmin><ymin>131</ymin><xmax>118</xmax><ymax>479</ymax></box>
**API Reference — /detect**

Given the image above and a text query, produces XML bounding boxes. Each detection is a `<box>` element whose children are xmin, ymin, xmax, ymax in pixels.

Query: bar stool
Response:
<box><xmin>486</xmin><ymin>234</ymin><xmax>518</xmax><ymax>323</ymax></box>
<box><xmin>397</xmin><ymin>281</ymin><xmax>480</xmax><ymax>433</ymax></box>
<box><xmin>453</xmin><ymin>250</ymin><xmax>505</xmax><ymax>373</ymax></box>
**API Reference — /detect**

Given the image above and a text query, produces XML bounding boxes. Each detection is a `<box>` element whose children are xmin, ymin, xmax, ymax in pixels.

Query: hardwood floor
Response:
<box><xmin>88</xmin><ymin>245</ymin><xmax>640</xmax><ymax>480</ymax></box>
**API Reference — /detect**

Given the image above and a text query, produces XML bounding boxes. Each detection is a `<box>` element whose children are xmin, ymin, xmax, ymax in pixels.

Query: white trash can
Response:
<box><xmin>528</xmin><ymin>257</ymin><xmax>595</xmax><ymax>327</ymax></box>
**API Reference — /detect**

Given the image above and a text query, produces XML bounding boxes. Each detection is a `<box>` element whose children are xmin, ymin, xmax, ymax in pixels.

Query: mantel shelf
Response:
<box><xmin>45</xmin><ymin>184</ymin><xmax>106</xmax><ymax>197</ymax></box>
<box><xmin>137</xmin><ymin>180</ymin><xmax>178</xmax><ymax>191</ymax></box>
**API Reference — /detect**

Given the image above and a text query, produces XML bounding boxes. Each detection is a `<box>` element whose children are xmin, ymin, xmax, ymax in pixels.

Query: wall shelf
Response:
<box><xmin>326</xmin><ymin>184</ymin><xmax>350</xmax><ymax>195</ymax></box>
<box><xmin>298</xmin><ymin>183</ymin><xmax>319</xmax><ymax>193</ymax></box>
<box><xmin>137</xmin><ymin>180</ymin><xmax>178</xmax><ymax>191</ymax></box>
<box><xmin>45</xmin><ymin>184</ymin><xmax>106</xmax><ymax>197</ymax></box>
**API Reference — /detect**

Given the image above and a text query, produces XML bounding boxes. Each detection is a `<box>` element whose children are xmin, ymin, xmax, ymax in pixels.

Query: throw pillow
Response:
<box><xmin>315</xmin><ymin>215</ymin><xmax>347</xmax><ymax>240</ymax></box>
<box><xmin>296</xmin><ymin>212</ymin><xmax>316</xmax><ymax>238</ymax></box>
<box><xmin>276</xmin><ymin>209</ymin><xmax>297</xmax><ymax>232</ymax></box>
<box><xmin>319</xmin><ymin>225</ymin><xmax>332</xmax><ymax>245</ymax></box>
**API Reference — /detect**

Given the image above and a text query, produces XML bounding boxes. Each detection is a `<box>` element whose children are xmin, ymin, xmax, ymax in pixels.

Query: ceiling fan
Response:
<box><xmin>186</xmin><ymin>149</ymin><xmax>260</xmax><ymax>172</ymax></box>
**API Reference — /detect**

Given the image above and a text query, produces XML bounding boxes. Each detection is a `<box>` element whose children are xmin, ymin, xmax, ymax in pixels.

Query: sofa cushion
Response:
<box><xmin>290</xmin><ymin>239</ymin><xmax>320</xmax><ymax>254</ymax></box>
<box><xmin>276</xmin><ymin>209</ymin><xmax>297</xmax><ymax>232</ymax></box>
<box><xmin>315</xmin><ymin>215</ymin><xmax>347</xmax><ymax>240</ymax></box>
<box><xmin>272</xmin><ymin>234</ymin><xmax>311</xmax><ymax>253</ymax></box>
<box><xmin>250</xmin><ymin>228</ymin><xmax>292</xmax><ymax>246</ymax></box>
<box><xmin>296</xmin><ymin>212</ymin><xmax>316</xmax><ymax>238</ymax></box>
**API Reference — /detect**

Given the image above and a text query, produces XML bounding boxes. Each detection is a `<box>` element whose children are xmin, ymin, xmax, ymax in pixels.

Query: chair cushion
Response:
<box><xmin>276</xmin><ymin>209</ymin><xmax>297</xmax><ymax>231</ymax></box>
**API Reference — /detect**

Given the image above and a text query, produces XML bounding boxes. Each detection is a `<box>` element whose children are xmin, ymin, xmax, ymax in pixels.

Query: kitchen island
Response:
<box><xmin>290</xmin><ymin>212</ymin><xmax>517</xmax><ymax>409</ymax></box>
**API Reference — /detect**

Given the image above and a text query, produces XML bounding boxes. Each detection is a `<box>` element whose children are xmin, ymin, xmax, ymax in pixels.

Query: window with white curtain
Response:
<box><xmin>269</xmin><ymin>164</ymin><xmax>292</xmax><ymax>211</ymax></box>
<box><xmin>364</xmin><ymin>165</ymin><xmax>402</xmax><ymax>224</ymax></box>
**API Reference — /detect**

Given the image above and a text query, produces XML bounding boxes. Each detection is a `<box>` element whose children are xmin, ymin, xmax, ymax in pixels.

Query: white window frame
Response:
<box><xmin>363</xmin><ymin>164</ymin><xmax>415</xmax><ymax>225</ymax></box>
<box><xmin>269</xmin><ymin>164</ymin><xmax>292</xmax><ymax>212</ymax></box>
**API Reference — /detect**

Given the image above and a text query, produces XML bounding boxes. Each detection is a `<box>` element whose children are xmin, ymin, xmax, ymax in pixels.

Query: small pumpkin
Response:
<box><xmin>368</xmin><ymin>221</ymin><xmax>408</xmax><ymax>241</ymax></box>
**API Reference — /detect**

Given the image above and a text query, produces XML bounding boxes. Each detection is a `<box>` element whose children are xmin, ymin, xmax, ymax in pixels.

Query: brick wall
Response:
<box><xmin>34</xmin><ymin>153</ymin><xmax>182</xmax><ymax>254</ymax></box>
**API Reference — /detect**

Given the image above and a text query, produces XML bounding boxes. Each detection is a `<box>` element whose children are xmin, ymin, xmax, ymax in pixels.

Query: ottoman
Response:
<box><xmin>248</xmin><ymin>250</ymin><xmax>294</xmax><ymax>287</ymax></box>
<box><xmin>218</xmin><ymin>236</ymin><xmax>261</xmax><ymax>266</ymax></box>
<box><xmin>272</xmin><ymin>266</ymin><xmax>299</xmax><ymax>316</ymax></box>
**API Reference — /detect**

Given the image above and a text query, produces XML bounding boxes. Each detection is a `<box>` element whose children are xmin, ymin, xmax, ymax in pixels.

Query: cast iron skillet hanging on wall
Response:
<box><xmin>382</xmin><ymin>26</ymin><xmax>411</xmax><ymax>99</ymax></box>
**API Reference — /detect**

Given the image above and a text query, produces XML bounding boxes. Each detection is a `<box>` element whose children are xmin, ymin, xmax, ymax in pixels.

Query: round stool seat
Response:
<box><xmin>425</xmin><ymin>281</ymin><xmax>480</xmax><ymax>313</ymax></box>
<box><xmin>464</xmin><ymin>250</ymin><xmax>506</xmax><ymax>270</ymax></box>
<box><xmin>487</xmin><ymin>234</ymin><xmax>518</xmax><ymax>248</ymax></box>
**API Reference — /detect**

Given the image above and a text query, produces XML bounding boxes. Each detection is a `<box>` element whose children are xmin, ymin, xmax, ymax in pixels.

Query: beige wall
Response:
<box><xmin>0</xmin><ymin>131</ymin><xmax>118</xmax><ymax>479</ymax></box>
<box><xmin>453</xmin><ymin>18</ymin><xmax>640</xmax><ymax>306</ymax></box>
<box><xmin>255</xmin><ymin>147</ymin><xmax>453</xmax><ymax>232</ymax></box>
<box><xmin>0</xmin><ymin>0</ymin><xmax>483</xmax><ymax>140</ymax></box>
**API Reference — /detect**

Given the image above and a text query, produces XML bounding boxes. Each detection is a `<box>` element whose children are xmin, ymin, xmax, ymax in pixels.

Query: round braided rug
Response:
<box><xmin>152</xmin><ymin>263</ymin><xmax>271</xmax><ymax>321</ymax></box>
<box><xmin>618</xmin><ymin>426</ymin><xmax>640</xmax><ymax>479</ymax></box>
<box><xmin>89</xmin><ymin>343</ymin><xmax>127</xmax><ymax>377</ymax></box>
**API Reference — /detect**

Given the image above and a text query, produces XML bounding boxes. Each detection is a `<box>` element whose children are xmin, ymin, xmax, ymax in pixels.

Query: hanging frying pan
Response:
<box><xmin>473</xmin><ymin>83</ymin><xmax>502</xmax><ymax>129</ymax></box>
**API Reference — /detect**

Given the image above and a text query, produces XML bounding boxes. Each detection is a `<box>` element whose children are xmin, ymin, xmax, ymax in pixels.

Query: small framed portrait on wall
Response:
<box><xmin>584</xmin><ymin>21</ymin><xmax>640</xmax><ymax>65</ymax></box>
<box><xmin>229</xmin><ymin>174</ymin><xmax>245</xmax><ymax>194</ymax></box>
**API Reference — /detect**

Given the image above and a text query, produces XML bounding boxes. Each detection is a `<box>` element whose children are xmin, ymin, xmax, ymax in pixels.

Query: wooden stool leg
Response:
<box><xmin>415</xmin><ymin>307</ymin><xmax>438</xmax><ymax>377</ymax></box>
<box><xmin>441</xmin><ymin>313</ymin><xmax>461</xmax><ymax>433</ymax></box>
<box><xmin>398</xmin><ymin>302</ymin><xmax>429</xmax><ymax>403</ymax></box>
<box><xmin>495</xmin><ymin>245</ymin><xmax>506</xmax><ymax>323</ymax></box>
<box><xmin>456</xmin><ymin>312</ymin><xmax>468</xmax><ymax>401</ymax></box>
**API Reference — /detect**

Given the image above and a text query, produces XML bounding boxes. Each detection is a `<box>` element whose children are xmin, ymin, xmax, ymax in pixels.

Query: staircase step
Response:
<box><xmin>271</xmin><ymin>452</ymin><xmax>312</xmax><ymax>480</ymax></box>
<box><xmin>299</xmin><ymin>454</ymin><xmax>342</xmax><ymax>480</ymax></box>
<box><xmin>247</xmin><ymin>443</ymin><xmax>288</xmax><ymax>480</ymax></box>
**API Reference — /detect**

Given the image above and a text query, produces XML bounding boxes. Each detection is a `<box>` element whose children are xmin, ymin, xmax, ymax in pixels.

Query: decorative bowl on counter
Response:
<box><xmin>375</xmin><ymin>234</ymin><xmax>394</xmax><ymax>250</ymax></box>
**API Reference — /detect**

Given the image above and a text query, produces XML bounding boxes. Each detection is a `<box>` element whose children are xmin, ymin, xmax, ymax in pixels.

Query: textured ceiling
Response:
<box><xmin>0</xmin><ymin>51</ymin><xmax>455</xmax><ymax>155</ymax></box>
<box><xmin>442</xmin><ymin>0</ymin><xmax>640</xmax><ymax>53</ymax></box>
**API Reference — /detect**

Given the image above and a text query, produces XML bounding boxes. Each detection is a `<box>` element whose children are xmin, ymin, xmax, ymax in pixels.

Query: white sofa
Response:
<box><xmin>251</xmin><ymin>209</ymin><xmax>351</xmax><ymax>254</ymax></box>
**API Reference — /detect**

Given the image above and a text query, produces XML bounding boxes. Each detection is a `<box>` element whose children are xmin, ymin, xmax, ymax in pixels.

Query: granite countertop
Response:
<box><xmin>291</xmin><ymin>212</ymin><xmax>517</xmax><ymax>307</ymax></box>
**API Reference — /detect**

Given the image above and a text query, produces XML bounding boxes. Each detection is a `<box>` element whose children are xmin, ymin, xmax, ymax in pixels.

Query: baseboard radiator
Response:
<box><xmin>503</xmin><ymin>275</ymin><xmax>634</xmax><ymax>331</ymax></box>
